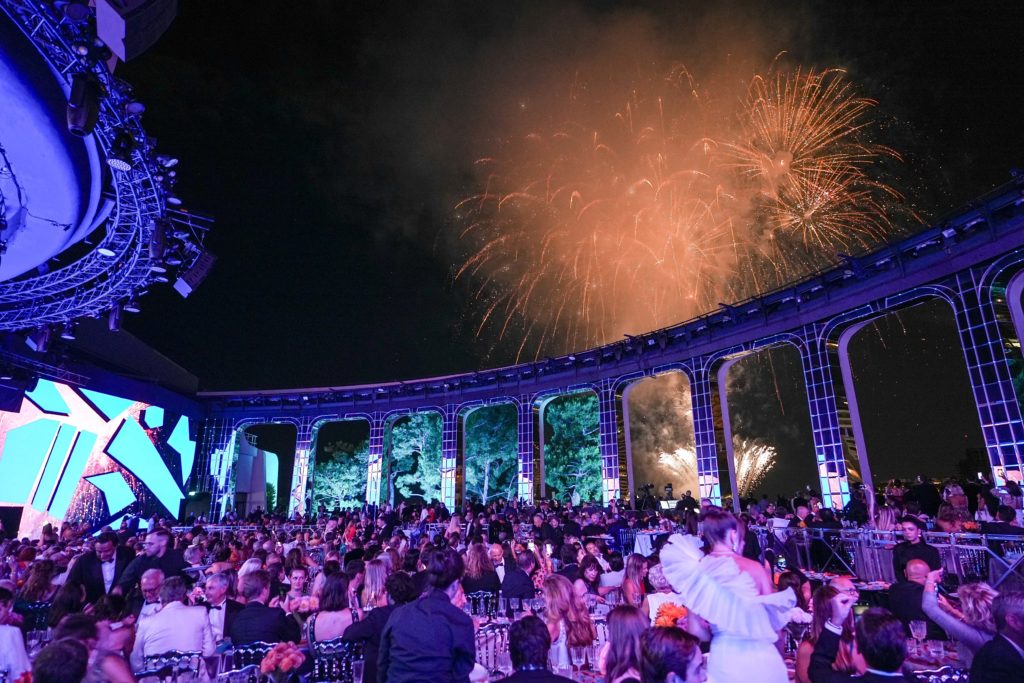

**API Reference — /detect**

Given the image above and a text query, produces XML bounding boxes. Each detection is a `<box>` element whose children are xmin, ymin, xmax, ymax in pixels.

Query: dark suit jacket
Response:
<box><xmin>887</xmin><ymin>581</ymin><xmax>946</xmax><ymax>641</ymax></box>
<box><xmin>117</xmin><ymin>549</ymin><xmax>189</xmax><ymax>593</ymax></box>
<box><xmin>969</xmin><ymin>634</ymin><xmax>1024</xmax><ymax>683</ymax></box>
<box><xmin>67</xmin><ymin>547</ymin><xmax>134</xmax><ymax>604</ymax></box>
<box><xmin>555</xmin><ymin>563</ymin><xmax>578</xmax><ymax>583</ymax></box>
<box><xmin>206</xmin><ymin>598</ymin><xmax>244</xmax><ymax>640</ymax></box>
<box><xmin>500</xmin><ymin>670</ymin><xmax>573</xmax><ymax>683</ymax></box>
<box><xmin>342</xmin><ymin>603</ymin><xmax>396</xmax><ymax>683</ymax></box>
<box><xmin>228</xmin><ymin>601</ymin><xmax>301</xmax><ymax>645</ymax></box>
<box><xmin>500</xmin><ymin>568</ymin><xmax>535</xmax><ymax>600</ymax></box>
<box><xmin>810</xmin><ymin>629</ymin><xmax>909</xmax><ymax>683</ymax></box>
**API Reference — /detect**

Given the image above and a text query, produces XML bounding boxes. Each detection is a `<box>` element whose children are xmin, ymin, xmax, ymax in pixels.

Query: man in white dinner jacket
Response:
<box><xmin>131</xmin><ymin>576</ymin><xmax>216</xmax><ymax>674</ymax></box>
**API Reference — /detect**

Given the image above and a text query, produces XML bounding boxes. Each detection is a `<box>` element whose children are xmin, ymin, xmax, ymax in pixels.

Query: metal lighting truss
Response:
<box><xmin>0</xmin><ymin>0</ymin><xmax>193</xmax><ymax>328</ymax></box>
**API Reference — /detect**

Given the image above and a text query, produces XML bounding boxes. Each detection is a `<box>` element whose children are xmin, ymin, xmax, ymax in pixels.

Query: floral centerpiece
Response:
<box><xmin>260</xmin><ymin>642</ymin><xmax>305</xmax><ymax>683</ymax></box>
<box><xmin>654</xmin><ymin>602</ymin><xmax>689</xmax><ymax>628</ymax></box>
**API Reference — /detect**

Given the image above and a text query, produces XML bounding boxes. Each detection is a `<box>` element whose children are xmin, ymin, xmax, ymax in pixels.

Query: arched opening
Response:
<box><xmin>722</xmin><ymin>347</ymin><xmax>817</xmax><ymax>506</ymax></box>
<box><xmin>311</xmin><ymin>418</ymin><xmax>371</xmax><ymax>513</ymax></box>
<box><xmin>626</xmin><ymin>372</ymin><xmax>696</xmax><ymax>508</ymax></box>
<box><xmin>385</xmin><ymin>411</ymin><xmax>443</xmax><ymax>506</ymax></box>
<box><xmin>463</xmin><ymin>403</ymin><xmax>518</xmax><ymax>505</ymax></box>
<box><xmin>845</xmin><ymin>299</ymin><xmax>984</xmax><ymax>486</ymax></box>
<box><xmin>542</xmin><ymin>390</ymin><xmax>601</xmax><ymax>504</ymax></box>
<box><xmin>238</xmin><ymin>422</ymin><xmax>296</xmax><ymax>516</ymax></box>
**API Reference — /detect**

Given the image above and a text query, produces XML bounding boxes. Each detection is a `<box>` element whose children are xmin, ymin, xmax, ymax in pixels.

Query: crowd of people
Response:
<box><xmin>0</xmin><ymin>472</ymin><xmax>1021</xmax><ymax>683</ymax></box>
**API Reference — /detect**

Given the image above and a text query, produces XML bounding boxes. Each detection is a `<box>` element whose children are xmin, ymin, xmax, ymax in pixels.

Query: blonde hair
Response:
<box><xmin>361</xmin><ymin>558</ymin><xmax>388</xmax><ymax>607</ymax></box>
<box><xmin>464</xmin><ymin>543</ymin><xmax>490</xmax><ymax>580</ymax></box>
<box><xmin>874</xmin><ymin>506</ymin><xmax>896</xmax><ymax>532</ymax></box>
<box><xmin>543</xmin><ymin>574</ymin><xmax>596</xmax><ymax>647</ymax></box>
<box><xmin>237</xmin><ymin>558</ymin><xmax>263</xmax><ymax>578</ymax></box>
<box><xmin>959</xmin><ymin>582</ymin><xmax>998</xmax><ymax>632</ymax></box>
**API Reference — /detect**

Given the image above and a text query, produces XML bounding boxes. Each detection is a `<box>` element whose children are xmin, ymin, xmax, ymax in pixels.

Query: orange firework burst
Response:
<box><xmin>455</xmin><ymin>63</ymin><xmax>908</xmax><ymax>359</ymax></box>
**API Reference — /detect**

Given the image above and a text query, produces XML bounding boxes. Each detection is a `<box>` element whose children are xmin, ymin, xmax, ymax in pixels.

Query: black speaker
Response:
<box><xmin>96</xmin><ymin>0</ymin><xmax>178</xmax><ymax>62</ymax></box>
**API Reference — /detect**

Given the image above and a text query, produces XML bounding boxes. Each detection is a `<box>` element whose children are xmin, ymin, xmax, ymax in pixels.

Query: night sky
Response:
<box><xmin>114</xmin><ymin>2</ymin><xmax>1024</xmax><ymax>490</ymax></box>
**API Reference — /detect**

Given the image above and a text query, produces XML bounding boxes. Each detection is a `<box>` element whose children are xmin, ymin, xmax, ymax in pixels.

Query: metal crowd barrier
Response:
<box><xmin>750</xmin><ymin>526</ymin><xmax>1024</xmax><ymax>588</ymax></box>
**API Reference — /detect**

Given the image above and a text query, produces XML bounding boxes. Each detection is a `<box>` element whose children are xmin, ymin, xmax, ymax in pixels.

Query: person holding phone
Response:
<box><xmin>809</xmin><ymin>593</ymin><xmax>908</xmax><ymax>683</ymax></box>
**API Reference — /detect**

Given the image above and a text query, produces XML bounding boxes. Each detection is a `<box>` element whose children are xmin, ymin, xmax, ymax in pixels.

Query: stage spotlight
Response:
<box><xmin>63</xmin><ymin>0</ymin><xmax>91</xmax><ymax>22</ymax></box>
<box><xmin>124</xmin><ymin>299</ymin><xmax>141</xmax><ymax>313</ymax></box>
<box><xmin>165</xmin><ymin>195</ymin><xmax>182</xmax><ymax>206</ymax></box>
<box><xmin>108</xmin><ymin>305</ymin><xmax>122</xmax><ymax>331</ymax></box>
<box><xmin>59</xmin><ymin>322</ymin><xmax>78</xmax><ymax>340</ymax></box>
<box><xmin>156</xmin><ymin>155</ymin><xmax>178</xmax><ymax>168</ymax></box>
<box><xmin>97</xmin><ymin>245</ymin><xmax>116</xmax><ymax>257</ymax></box>
<box><xmin>165</xmin><ymin>253</ymin><xmax>183</xmax><ymax>266</ymax></box>
<box><xmin>67</xmin><ymin>72</ymin><xmax>101</xmax><ymax>137</ymax></box>
<box><xmin>106</xmin><ymin>132</ymin><xmax>136</xmax><ymax>171</ymax></box>
<box><xmin>26</xmin><ymin>327</ymin><xmax>51</xmax><ymax>353</ymax></box>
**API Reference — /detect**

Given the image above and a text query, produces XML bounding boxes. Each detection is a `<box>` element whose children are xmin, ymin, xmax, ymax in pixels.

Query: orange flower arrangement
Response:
<box><xmin>654</xmin><ymin>602</ymin><xmax>689</xmax><ymax>628</ymax></box>
<box><xmin>260</xmin><ymin>642</ymin><xmax>306</xmax><ymax>681</ymax></box>
<box><xmin>288</xmin><ymin>595</ymin><xmax>320</xmax><ymax>614</ymax></box>
<box><xmin>13</xmin><ymin>672</ymin><xmax>31</xmax><ymax>683</ymax></box>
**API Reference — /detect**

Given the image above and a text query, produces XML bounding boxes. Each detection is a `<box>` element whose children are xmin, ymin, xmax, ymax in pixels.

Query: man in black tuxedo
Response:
<box><xmin>501</xmin><ymin>615</ymin><xmax>572</xmax><ymax>682</ymax></box>
<box><xmin>229</xmin><ymin>569</ymin><xmax>300</xmax><ymax>646</ymax></box>
<box><xmin>810</xmin><ymin>594</ymin><xmax>908</xmax><ymax>683</ymax></box>
<box><xmin>66</xmin><ymin>532</ymin><xmax>133</xmax><ymax>604</ymax></box>
<box><xmin>555</xmin><ymin>545</ymin><xmax>579</xmax><ymax>583</ymax></box>
<box><xmin>501</xmin><ymin>552</ymin><xmax>537</xmax><ymax>601</ymax></box>
<box><xmin>202</xmin><ymin>572</ymin><xmax>243</xmax><ymax>643</ymax></box>
<box><xmin>970</xmin><ymin>591</ymin><xmax>1024</xmax><ymax>683</ymax></box>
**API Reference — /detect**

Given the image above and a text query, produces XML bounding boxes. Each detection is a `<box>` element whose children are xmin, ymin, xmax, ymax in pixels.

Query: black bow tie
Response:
<box><xmin>144</xmin><ymin>600</ymin><xmax>159</xmax><ymax>606</ymax></box>
<box><xmin>208</xmin><ymin>604</ymin><xmax>223</xmax><ymax>611</ymax></box>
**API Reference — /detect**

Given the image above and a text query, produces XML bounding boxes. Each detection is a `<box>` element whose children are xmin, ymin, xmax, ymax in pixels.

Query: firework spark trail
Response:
<box><xmin>658</xmin><ymin>436</ymin><xmax>777</xmax><ymax>498</ymax></box>
<box><xmin>455</xmin><ymin>63</ymin><xmax>908</xmax><ymax>360</ymax></box>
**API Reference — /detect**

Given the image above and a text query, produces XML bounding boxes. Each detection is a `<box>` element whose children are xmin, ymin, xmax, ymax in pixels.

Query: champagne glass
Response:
<box><xmin>571</xmin><ymin>646</ymin><xmax>586</xmax><ymax>677</ymax></box>
<box><xmin>909</xmin><ymin>620</ymin><xmax>927</xmax><ymax>657</ymax></box>
<box><xmin>352</xmin><ymin>660</ymin><xmax>364</xmax><ymax>683</ymax></box>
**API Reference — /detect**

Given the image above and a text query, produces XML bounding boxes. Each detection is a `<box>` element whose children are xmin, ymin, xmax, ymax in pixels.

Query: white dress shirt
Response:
<box><xmin>207</xmin><ymin>600</ymin><xmax>227</xmax><ymax>642</ymax></box>
<box><xmin>101</xmin><ymin>559</ymin><xmax>117</xmax><ymax>594</ymax></box>
<box><xmin>495</xmin><ymin>563</ymin><xmax>506</xmax><ymax>583</ymax></box>
<box><xmin>0</xmin><ymin>624</ymin><xmax>30</xmax><ymax>678</ymax></box>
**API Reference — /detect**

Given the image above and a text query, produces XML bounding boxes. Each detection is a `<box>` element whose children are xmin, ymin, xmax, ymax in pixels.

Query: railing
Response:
<box><xmin>751</xmin><ymin>526</ymin><xmax>1024</xmax><ymax>588</ymax></box>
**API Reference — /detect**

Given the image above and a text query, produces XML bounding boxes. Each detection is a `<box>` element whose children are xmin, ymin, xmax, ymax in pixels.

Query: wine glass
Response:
<box><xmin>909</xmin><ymin>620</ymin><xmax>927</xmax><ymax>657</ymax></box>
<box><xmin>571</xmin><ymin>646</ymin><xmax>586</xmax><ymax>677</ymax></box>
<box><xmin>352</xmin><ymin>660</ymin><xmax>364</xmax><ymax>683</ymax></box>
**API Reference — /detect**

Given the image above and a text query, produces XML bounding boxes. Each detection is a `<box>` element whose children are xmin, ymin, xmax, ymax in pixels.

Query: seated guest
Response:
<box><xmin>639</xmin><ymin>626</ymin><xmax>706</xmax><ymax>683</ymax></box>
<box><xmin>554</xmin><ymin>545</ymin><xmax>579</xmax><ymax>583</ymax></box>
<box><xmin>620</xmin><ymin>554</ymin><xmax>647</xmax><ymax>608</ymax></box>
<box><xmin>921</xmin><ymin>569</ymin><xmax>996</xmax><ymax>668</ymax></box>
<box><xmin>343</xmin><ymin>572</ymin><xmax>418</xmax><ymax>683</ymax></box>
<box><xmin>379</xmin><ymin>547</ymin><xmax>476</xmax><ymax>682</ymax></box>
<box><xmin>969</xmin><ymin>590</ymin><xmax>1024</xmax><ymax>683</ymax></box>
<box><xmin>309</xmin><ymin>573</ymin><xmax>359</xmax><ymax>642</ymax></box>
<box><xmin>573</xmin><ymin>555</ymin><xmax>606</xmax><ymax>602</ymax></box>
<box><xmin>203</xmin><ymin>572</ymin><xmax>244</xmax><ymax>643</ymax></box>
<box><xmin>501</xmin><ymin>552</ymin><xmax>537</xmax><ymax>601</ymax></box>
<box><xmin>983</xmin><ymin>505</ymin><xmax>1024</xmax><ymax>557</ymax></box>
<box><xmin>887</xmin><ymin>559</ymin><xmax>946</xmax><ymax>641</ymax></box>
<box><xmin>796</xmin><ymin>586</ymin><xmax>865</xmax><ymax>683</ymax></box>
<box><xmin>891</xmin><ymin>516</ymin><xmax>941</xmax><ymax>577</ymax></box>
<box><xmin>810</xmin><ymin>595</ymin><xmax>908</xmax><ymax>683</ymax></box>
<box><xmin>52</xmin><ymin>614</ymin><xmax>135</xmax><ymax>683</ymax></box>
<box><xmin>601</xmin><ymin>606</ymin><xmax>647</xmax><ymax>683</ymax></box>
<box><xmin>599</xmin><ymin>552</ymin><xmax>625</xmax><ymax>589</ymax></box>
<box><xmin>229</xmin><ymin>569</ymin><xmax>301</xmax><ymax>645</ymax></box>
<box><xmin>33</xmin><ymin>638</ymin><xmax>90</xmax><ymax>683</ymax></box>
<box><xmin>461</xmin><ymin>543</ymin><xmax>500</xmax><ymax>595</ymax></box>
<box><xmin>0</xmin><ymin>586</ymin><xmax>30</xmax><ymax>679</ymax></box>
<box><xmin>581</xmin><ymin>513</ymin><xmax>606</xmax><ymax>538</ymax></box>
<box><xmin>490</xmin><ymin>544</ymin><xmax>513</xmax><ymax>584</ymax></box>
<box><xmin>541</xmin><ymin>574</ymin><xmax>596</xmax><ymax>671</ymax></box>
<box><xmin>501</xmin><ymin>615</ymin><xmax>573</xmax><ymax>682</ymax></box>
<box><xmin>131</xmin><ymin>576</ymin><xmax>215</xmax><ymax>670</ymax></box>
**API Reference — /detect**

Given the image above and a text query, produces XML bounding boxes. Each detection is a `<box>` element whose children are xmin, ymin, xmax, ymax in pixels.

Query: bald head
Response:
<box><xmin>905</xmin><ymin>559</ymin><xmax>930</xmax><ymax>584</ymax></box>
<box><xmin>830</xmin><ymin>576</ymin><xmax>858</xmax><ymax>595</ymax></box>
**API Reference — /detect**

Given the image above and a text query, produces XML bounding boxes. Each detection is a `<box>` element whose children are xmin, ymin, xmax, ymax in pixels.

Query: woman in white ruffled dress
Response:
<box><xmin>660</xmin><ymin>509</ymin><xmax>795</xmax><ymax>683</ymax></box>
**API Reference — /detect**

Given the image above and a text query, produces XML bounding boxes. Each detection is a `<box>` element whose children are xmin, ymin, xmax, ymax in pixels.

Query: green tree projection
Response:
<box><xmin>543</xmin><ymin>393</ymin><xmax>602</xmax><ymax>502</ymax></box>
<box><xmin>265</xmin><ymin>482</ymin><xmax>277</xmax><ymax>512</ymax></box>
<box><xmin>464</xmin><ymin>404</ymin><xmax>518</xmax><ymax>503</ymax></box>
<box><xmin>389</xmin><ymin>413</ymin><xmax>442</xmax><ymax>504</ymax></box>
<box><xmin>313</xmin><ymin>440</ymin><xmax>369</xmax><ymax>509</ymax></box>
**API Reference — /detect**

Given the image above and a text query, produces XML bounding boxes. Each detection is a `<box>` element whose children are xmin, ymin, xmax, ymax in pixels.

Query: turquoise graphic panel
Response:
<box><xmin>167</xmin><ymin>416</ymin><xmax>195</xmax><ymax>484</ymax></box>
<box><xmin>25</xmin><ymin>380</ymin><xmax>70</xmax><ymax>415</ymax></box>
<box><xmin>31</xmin><ymin>423</ymin><xmax>76</xmax><ymax>512</ymax></box>
<box><xmin>85</xmin><ymin>472</ymin><xmax>137</xmax><ymax>516</ymax></box>
<box><xmin>78</xmin><ymin>389</ymin><xmax>135</xmax><ymax>421</ymax></box>
<box><xmin>104</xmin><ymin>418</ymin><xmax>183</xmax><ymax>515</ymax></box>
<box><xmin>48</xmin><ymin>430</ymin><xmax>97</xmax><ymax>519</ymax></box>
<box><xmin>142</xmin><ymin>407</ymin><xmax>164</xmax><ymax>429</ymax></box>
<box><xmin>0</xmin><ymin>419</ymin><xmax>60</xmax><ymax>503</ymax></box>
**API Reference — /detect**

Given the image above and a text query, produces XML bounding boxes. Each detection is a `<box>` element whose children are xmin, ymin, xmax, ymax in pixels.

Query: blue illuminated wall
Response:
<box><xmin>0</xmin><ymin>379</ymin><xmax>197</xmax><ymax>537</ymax></box>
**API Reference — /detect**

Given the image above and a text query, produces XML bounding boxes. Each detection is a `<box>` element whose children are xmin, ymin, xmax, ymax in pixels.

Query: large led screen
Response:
<box><xmin>0</xmin><ymin>379</ymin><xmax>196</xmax><ymax>538</ymax></box>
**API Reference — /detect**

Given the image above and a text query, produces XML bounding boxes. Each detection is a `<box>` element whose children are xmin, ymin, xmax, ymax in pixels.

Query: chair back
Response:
<box><xmin>310</xmin><ymin>637</ymin><xmax>364</xmax><ymax>683</ymax></box>
<box><xmin>214</xmin><ymin>664</ymin><xmax>261</xmax><ymax>683</ymax></box>
<box><xmin>18</xmin><ymin>600</ymin><xmax>52</xmax><ymax>632</ymax></box>
<box><xmin>911</xmin><ymin>665</ymin><xmax>969</xmax><ymax>682</ymax></box>
<box><xmin>617</xmin><ymin>529</ymin><xmax>638</xmax><ymax>555</ymax></box>
<box><xmin>474</xmin><ymin>622</ymin><xmax>510</xmax><ymax>673</ymax></box>
<box><xmin>466</xmin><ymin>591</ymin><xmax>499</xmax><ymax>617</ymax></box>
<box><xmin>230</xmin><ymin>642</ymin><xmax>276</xmax><ymax>668</ymax></box>
<box><xmin>141</xmin><ymin>649</ymin><xmax>203</xmax><ymax>683</ymax></box>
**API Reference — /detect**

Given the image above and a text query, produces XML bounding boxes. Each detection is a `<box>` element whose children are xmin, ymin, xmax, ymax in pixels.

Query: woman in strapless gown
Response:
<box><xmin>660</xmin><ymin>515</ymin><xmax>794</xmax><ymax>683</ymax></box>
